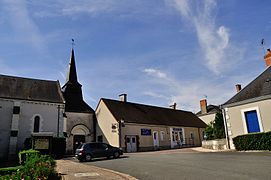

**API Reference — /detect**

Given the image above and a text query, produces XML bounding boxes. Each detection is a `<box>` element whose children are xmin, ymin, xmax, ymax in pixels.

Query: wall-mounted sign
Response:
<box><xmin>34</xmin><ymin>138</ymin><xmax>49</xmax><ymax>150</ymax></box>
<box><xmin>141</xmin><ymin>129</ymin><xmax>151</xmax><ymax>136</ymax></box>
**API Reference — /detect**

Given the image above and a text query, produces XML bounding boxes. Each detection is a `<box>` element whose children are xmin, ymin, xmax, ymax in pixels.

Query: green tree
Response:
<box><xmin>204</xmin><ymin>112</ymin><xmax>225</xmax><ymax>140</ymax></box>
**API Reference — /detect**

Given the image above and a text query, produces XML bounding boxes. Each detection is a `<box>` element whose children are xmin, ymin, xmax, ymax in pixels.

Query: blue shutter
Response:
<box><xmin>244</xmin><ymin>110</ymin><xmax>260</xmax><ymax>133</ymax></box>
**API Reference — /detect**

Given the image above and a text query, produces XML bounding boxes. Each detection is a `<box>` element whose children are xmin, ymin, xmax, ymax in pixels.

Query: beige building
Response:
<box><xmin>196</xmin><ymin>99</ymin><xmax>221</xmax><ymax>125</ymax></box>
<box><xmin>222</xmin><ymin>49</ymin><xmax>271</xmax><ymax>149</ymax></box>
<box><xmin>96</xmin><ymin>95</ymin><xmax>206</xmax><ymax>152</ymax></box>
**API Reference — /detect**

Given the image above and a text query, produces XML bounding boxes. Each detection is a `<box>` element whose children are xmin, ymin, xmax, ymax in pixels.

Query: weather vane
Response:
<box><xmin>72</xmin><ymin>38</ymin><xmax>75</xmax><ymax>48</ymax></box>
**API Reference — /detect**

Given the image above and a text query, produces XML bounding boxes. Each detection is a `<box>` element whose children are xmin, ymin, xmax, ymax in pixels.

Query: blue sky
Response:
<box><xmin>0</xmin><ymin>0</ymin><xmax>271</xmax><ymax>112</ymax></box>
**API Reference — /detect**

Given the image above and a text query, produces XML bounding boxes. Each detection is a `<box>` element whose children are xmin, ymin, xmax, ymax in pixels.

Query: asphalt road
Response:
<box><xmin>73</xmin><ymin>149</ymin><xmax>271</xmax><ymax>180</ymax></box>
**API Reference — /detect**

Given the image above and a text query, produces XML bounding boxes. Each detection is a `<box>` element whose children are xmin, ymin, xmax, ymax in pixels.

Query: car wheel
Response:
<box><xmin>85</xmin><ymin>154</ymin><xmax>92</xmax><ymax>161</ymax></box>
<box><xmin>113</xmin><ymin>151</ymin><xmax>120</xmax><ymax>158</ymax></box>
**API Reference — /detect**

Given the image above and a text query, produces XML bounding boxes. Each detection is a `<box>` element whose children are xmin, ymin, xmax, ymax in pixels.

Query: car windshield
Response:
<box><xmin>77</xmin><ymin>144</ymin><xmax>83</xmax><ymax>149</ymax></box>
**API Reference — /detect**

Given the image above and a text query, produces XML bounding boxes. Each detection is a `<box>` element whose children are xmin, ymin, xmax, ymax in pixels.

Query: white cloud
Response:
<box><xmin>167</xmin><ymin>0</ymin><xmax>243</xmax><ymax>74</ymax></box>
<box><xmin>144</xmin><ymin>68</ymin><xmax>168</xmax><ymax>79</ymax></box>
<box><xmin>2</xmin><ymin>0</ymin><xmax>45</xmax><ymax>50</ymax></box>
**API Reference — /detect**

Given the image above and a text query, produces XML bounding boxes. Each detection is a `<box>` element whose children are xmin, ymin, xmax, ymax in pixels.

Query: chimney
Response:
<box><xmin>200</xmin><ymin>99</ymin><xmax>207</xmax><ymax>114</ymax></box>
<box><xmin>169</xmin><ymin>103</ymin><xmax>177</xmax><ymax>110</ymax></box>
<box><xmin>235</xmin><ymin>84</ymin><xmax>242</xmax><ymax>93</ymax></box>
<box><xmin>264</xmin><ymin>49</ymin><xmax>271</xmax><ymax>67</ymax></box>
<box><xmin>119</xmin><ymin>94</ymin><xmax>127</xmax><ymax>102</ymax></box>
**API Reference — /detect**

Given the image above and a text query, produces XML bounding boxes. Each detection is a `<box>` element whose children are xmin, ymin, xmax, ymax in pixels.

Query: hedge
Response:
<box><xmin>0</xmin><ymin>166</ymin><xmax>22</xmax><ymax>176</ymax></box>
<box><xmin>233</xmin><ymin>131</ymin><xmax>271</xmax><ymax>151</ymax></box>
<box><xmin>18</xmin><ymin>149</ymin><xmax>39</xmax><ymax>164</ymax></box>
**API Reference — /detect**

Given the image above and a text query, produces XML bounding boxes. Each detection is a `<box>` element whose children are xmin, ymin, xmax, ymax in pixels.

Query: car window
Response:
<box><xmin>102</xmin><ymin>144</ymin><xmax>108</xmax><ymax>149</ymax></box>
<box><xmin>77</xmin><ymin>144</ymin><xmax>83</xmax><ymax>149</ymax></box>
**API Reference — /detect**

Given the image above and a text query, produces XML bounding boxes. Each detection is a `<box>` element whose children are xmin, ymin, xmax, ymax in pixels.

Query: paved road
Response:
<box><xmin>72</xmin><ymin>149</ymin><xmax>271</xmax><ymax>180</ymax></box>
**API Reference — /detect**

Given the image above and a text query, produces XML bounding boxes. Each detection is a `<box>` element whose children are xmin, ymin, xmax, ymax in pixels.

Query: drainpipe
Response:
<box><xmin>221</xmin><ymin>106</ymin><xmax>230</xmax><ymax>149</ymax></box>
<box><xmin>57</xmin><ymin>105</ymin><xmax>60</xmax><ymax>137</ymax></box>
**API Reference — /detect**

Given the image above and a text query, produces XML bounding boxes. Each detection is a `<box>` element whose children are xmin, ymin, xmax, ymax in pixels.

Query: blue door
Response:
<box><xmin>244</xmin><ymin>110</ymin><xmax>260</xmax><ymax>133</ymax></box>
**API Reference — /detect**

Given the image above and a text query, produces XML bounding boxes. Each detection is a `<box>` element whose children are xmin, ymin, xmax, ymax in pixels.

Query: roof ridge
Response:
<box><xmin>101</xmin><ymin>98</ymin><xmax>192</xmax><ymax>113</ymax></box>
<box><xmin>0</xmin><ymin>74</ymin><xmax>57</xmax><ymax>82</ymax></box>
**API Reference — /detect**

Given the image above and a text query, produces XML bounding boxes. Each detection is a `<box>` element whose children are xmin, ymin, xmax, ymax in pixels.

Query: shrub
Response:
<box><xmin>18</xmin><ymin>149</ymin><xmax>39</xmax><ymax>165</ymax></box>
<box><xmin>233</xmin><ymin>131</ymin><xmax>271</xmax><ymax>151</ymax></box>
<box><xmin>204</xmin><ymin>112</ymin><xmax>225</xmax><ymax>140</ymax></box>
<box><xmin>0</xmin><ymin>166</ymin><xmax>22</xmax><ymax>176</ymax></box>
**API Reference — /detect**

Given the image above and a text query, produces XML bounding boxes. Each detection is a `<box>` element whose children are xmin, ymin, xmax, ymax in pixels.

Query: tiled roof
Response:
<box><xmin>101</xmin><ymin>98</ymin><xmax>207</xmax><ymax>128</ymax></box>
<box><xmin>0</xmin><ymin>74</ymin><xmax>64</xmax><ymax>103</ymax></box>
<box><xmin>224</xmin><ymin>66</ymin><xmax>271</xmax><ymax>106</ymax></box>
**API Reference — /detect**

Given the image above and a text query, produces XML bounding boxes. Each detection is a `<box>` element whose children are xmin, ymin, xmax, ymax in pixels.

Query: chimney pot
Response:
<box><xmin>200</xmin><ymin>99</ymin><xmax>207</xmax><ymax>114</ymax></box>
<box><xmin>264</xmin><ymin>48</ymin><xmax>271</xmax><ymax>67</ymax></box>
<box><xmin>119</xmin><ymin>94</ymin><xmax>127</xmax><ymax>102</ymax></box>
<box><xmin>235</xmin><ymin>84</ymin><xmax>242</xmax><ymax>93</ymax></box>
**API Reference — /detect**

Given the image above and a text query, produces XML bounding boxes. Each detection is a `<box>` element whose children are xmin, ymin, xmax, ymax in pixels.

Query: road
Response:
<box><xmin>72</xmin><ymin>148</ymin><xmax>271</xmax><ymax>180</ymax></box>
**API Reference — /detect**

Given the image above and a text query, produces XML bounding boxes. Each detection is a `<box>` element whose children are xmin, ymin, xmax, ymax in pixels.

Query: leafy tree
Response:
<box><xmin>204</xmin><ymin>112</ymin><xmax>225</xmax><ymax>140</ymax></box>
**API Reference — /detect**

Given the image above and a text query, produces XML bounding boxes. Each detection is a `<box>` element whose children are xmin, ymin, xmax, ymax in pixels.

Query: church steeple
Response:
<box><xmin>66</xmin><ymin>48</ymin><xmax>78</xmax><ymax>84</ymax></box>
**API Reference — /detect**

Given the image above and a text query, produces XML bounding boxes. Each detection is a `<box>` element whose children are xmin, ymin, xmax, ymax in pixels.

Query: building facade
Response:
<box><xmin>96</xmin><ymin>95</ymin><xmax>206</xmax><ymax>152</ymax></box>
<box><xmin>0</xmin><ymin>75</ymin><xmax>65</xmax><ymax>159</ymax></box>
<box><xmin>222</xmin><ymin>49</ymin><xmax>271</xmax><ymax>149</ymax></box>
<box><xmin>62</xmin><ymin>49</ymin><xmax>96</xmax><ymax>154</ymax></box>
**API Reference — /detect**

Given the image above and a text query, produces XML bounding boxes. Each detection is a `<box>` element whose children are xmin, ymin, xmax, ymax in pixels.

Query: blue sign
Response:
<box><xmin>141</xmin><ymin>129</ymin><xmax>151</xmax><ymax>136</ymax></box>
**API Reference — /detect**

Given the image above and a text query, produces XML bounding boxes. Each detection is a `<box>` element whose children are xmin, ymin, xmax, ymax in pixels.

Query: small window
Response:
<box><xmin>132</xmin><ymin>137</ymin><xmax>136</xmax><ymax>143</ymax></box>
<box><xmin>172</xmin><ymin>131</ymin><xmax>175</xmax><ymax>141</ymax></box>
<box><xmin>160</xmin><ymin>131</ymin><xmax>165</xmax><ymax>141</ymax></box>
<box><xmin>126</xmin><ymin>137</ymin><xmax>130</xmax><ymax>143</ymax></box>
<box><xmin>10</xmin><ymin>130</ymin><xmax>18</xmax><ymax>137</ymax></box>
<box><xmin>13</xmin><ymin>106</ymin><xmax>20</xmax><ymax>114</ymax></box>
<box><xmin>33</xmin><ymin>116</ymin><xmax>40</xmax><ymax>132</ymax></box>
<box><xmin>190</xmin><ymin>133</ymin><xmax>194</xmax><ymax>139</ymax></box>
<box><xmin>97</xmin><ymin>135</ymin><xmax>103</xmax><ymax>142</ymax></box>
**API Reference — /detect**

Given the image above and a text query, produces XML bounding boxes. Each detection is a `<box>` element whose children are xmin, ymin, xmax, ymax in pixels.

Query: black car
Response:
<box><xmin>75</xmin><ymin>142</ymin><xmax>123</xmax><ymax>162</ymax></box>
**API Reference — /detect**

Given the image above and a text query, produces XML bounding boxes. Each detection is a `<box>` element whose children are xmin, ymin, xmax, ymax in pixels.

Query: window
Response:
<box><xmin>97</xmin><ymin>135</ymin><xmax>103</xmax><ymax>142</ymax></box>
<box><xmin>33</xmin><ymin>116</ymin><xmax>40</xmax><ymax>132</ymax></box>
<box><xmin>160</xmin><ymin>131</ymin><xmax>165</xmax><ymax>141</ymax></box>
<box><xmin>190</xmin><ymin>133</ymin><xmax>194</xmax><ymax>139</ymax></box>
<box><xmin>13</xmin><ymin>106</ymin><xmax>20</xmax><ymax>114</ymax></box>
<box><xmin>172</xmin><ymin>131</ymin><xmax>175</xmax><ymax>141</ymax></box>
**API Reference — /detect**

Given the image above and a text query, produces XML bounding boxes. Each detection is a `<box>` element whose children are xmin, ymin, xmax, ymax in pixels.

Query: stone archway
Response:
<box><xmin>71</xmin><ymin>125</ymin><xmax>90</xmax><ymax>153</ymax></box>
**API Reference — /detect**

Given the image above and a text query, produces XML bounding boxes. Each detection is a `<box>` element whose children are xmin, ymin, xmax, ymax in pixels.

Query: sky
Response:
<box><xmin>0</xmin><ymin>0</ymin><xmax>271</xmax><ymax>112</ymax></box>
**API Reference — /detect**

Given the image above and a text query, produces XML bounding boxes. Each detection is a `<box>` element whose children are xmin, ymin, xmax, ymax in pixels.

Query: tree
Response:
<box><xmin>204</xmin><ymin>112</ymin><xmax>225</xmax><ymax>140</ymax></box>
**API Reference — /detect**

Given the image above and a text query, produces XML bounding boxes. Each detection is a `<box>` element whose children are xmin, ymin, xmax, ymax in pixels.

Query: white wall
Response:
<box><xmin>0</xmin><ymin>98</ymin><xmax>64</xmax><ymax>159</ymax></box>
<box><xmin>225</xmin><ymin>99</ymin><xmax>271</xmax><ymax>149</ymax></box>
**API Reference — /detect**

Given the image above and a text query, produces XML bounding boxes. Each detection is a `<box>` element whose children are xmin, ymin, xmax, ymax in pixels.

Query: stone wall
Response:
<box><xmin>202</xmin><ymin>139</ymin><xmax>227</xmax><ymax>150</ymax></box>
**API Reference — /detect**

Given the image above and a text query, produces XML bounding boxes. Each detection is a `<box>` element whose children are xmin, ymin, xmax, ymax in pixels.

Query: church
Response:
<box><xmin>0</xmin><ymin>48</ymin><xmax>96</xmax><ymax>159</ymax></box>
<box><xmin>62</xmin><ymin>49</ymin><xmax>96</xmax><ymax>154</ymax></box>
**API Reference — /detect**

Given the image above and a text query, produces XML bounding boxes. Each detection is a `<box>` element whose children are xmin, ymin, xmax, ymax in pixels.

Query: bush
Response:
<box><xmin>0</xmin><ymin>154</ymin><xmax>60</xmax><ymax>180</ymax></box>
<box><xmin>18</xmin><ymin>149</ymin><xmax>39</xmax><ymax>165</ymax></box>
<box><xmin>0</xmin><ymin>166</ymin><xmax>22</xmax><ymax>176</ymax></box>
<box><xmin>233</xmin><ymin>131</ymin><xmax>271</xmax><ymax>151</ymax></box>
<box><xmin>204</xmin><ymin>112</ymin><xmax>225</xmax><ymax>140</ymax></box>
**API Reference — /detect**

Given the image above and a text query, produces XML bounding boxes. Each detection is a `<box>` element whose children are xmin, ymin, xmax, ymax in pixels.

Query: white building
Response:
<box><xmin>0</xmin><ymin>75</ymin><xmax>65</xmax><ymax>159</ymax></box>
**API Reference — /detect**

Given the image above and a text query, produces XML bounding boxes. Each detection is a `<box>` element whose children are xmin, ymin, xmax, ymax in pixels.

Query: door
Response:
<box><xmin>153</xmin><ymin>131</ymin><xmax>159</xmax><ymax>148</ymax></box>
<box><xmin>126</xmin><ymin>136</ymin><xmax>137</xmax><ymax>152</ymax></box>
<box><xmin>73</xmin><ymin>135</ymin><xmax>85</xmax><ymax>153</ymax></box>
<box><xmin>245</xmin><ymin>110</ymin><xmax>260</xmax><ymax>133</ymax></box>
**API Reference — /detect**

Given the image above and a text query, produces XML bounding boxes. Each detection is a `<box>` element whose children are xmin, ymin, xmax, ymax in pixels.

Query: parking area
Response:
<box><xmin>70</xmin><ymin>148</ymin><xmax>271</xmax><ymax>180</ymax></box>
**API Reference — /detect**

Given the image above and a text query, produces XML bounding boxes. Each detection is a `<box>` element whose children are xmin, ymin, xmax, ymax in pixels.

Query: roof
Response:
<box><xmin>224</xmin><ymin>66</ymin><xmax>271</xmax><ymax>106</ymax></box>
<box><xmin>0</xmin><ymin>74</ymin><xmax>64</xmax><ymax>103</ymax></box>
<box><xmin>100</xmin><ymin>98</ymin><xmax>207</xmax><ymax>128</ymax></box>
<box><xmin>196</xmin><ymin>105</ymin><xmax>221</xmax><ymax>116</ymax></box>
<box><xmin>61</xmin><ymin>48</ymin><xmax>94</xmax><ymax>113</ymax></box>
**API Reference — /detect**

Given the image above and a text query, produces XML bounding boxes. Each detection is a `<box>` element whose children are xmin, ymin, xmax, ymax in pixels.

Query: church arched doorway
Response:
<box><xmin>71</xmin><ymin>124</ymin><xmax>90</xmax><ymax>153</ymax></box>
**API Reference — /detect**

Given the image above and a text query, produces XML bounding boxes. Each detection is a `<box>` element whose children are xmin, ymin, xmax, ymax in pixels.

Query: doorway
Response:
<box><xmin>126</xmin><ymin>135</ymin><xmax>137</xmax><ymax>152</ymax></box>
<box><xmin>153</xmin><ymin>131</ymin><xmax>159</xmax><ymax>149</ymax></box>
<box><xmin>73</xmin><ymin>135</ymin><xmax>85</xmax><ymax>153</ymax></box>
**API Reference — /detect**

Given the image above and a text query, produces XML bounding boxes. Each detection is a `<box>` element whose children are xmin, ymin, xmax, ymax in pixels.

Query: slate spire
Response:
<box><xmin>66</xmin><ymin>48</ymin><xmax>78</xmax><ymax>83</ymax></box>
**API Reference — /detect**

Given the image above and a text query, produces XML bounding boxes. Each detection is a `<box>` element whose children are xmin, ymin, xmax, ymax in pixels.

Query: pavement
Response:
<box><xmin>55</xmin><ymin>147</ymin><xmax>233</xmax><ymax>180</ymax></box>
<box><xmin>56</xmin><ymin>158</ymin><xmax>137</xmax><ymax>180</ymax></box>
